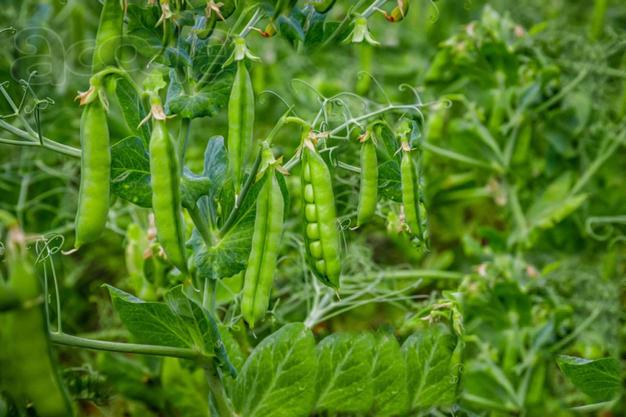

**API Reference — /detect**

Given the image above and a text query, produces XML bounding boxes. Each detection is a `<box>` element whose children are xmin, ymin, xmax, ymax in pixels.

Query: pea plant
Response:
<box><xmin>1</xmin><ymin>1</ymin><xmax>625</xmax><ymax>417</ymax></box>
<box><xmin>0</xmin><ymin>1</ymin><xmax>463</xmax><ymax>416</ymax></box>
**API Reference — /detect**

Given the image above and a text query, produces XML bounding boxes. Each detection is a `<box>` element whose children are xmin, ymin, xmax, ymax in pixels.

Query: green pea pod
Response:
<box><xmin>401</xmin><ymin>149</ymin><xmax>420</xmax><ymax>234</ymax></box>
<box><xmin>92</xmin><ymin>0</ymin><xmax>124</xmax><ymax>72</ymax></box>
<box><xmin>75</xmin><ymin>101</ymin><xmax>111</xmax><ymax>248</ymax></box>
<box><xmin>302</xmin><ymin>145</ymin><xmax>341</xmax><ymax>288</ymax></box>
<box><xmin>313</xmin><ymin>0</ymin><xmax>336</xmax><ymax>13</ymax></box>
<box><xmin>149</xmin><ymin>119</ymin><xmax>188</xmax><ymax>273</ymax></box>
<box><xmin>228</xmin><ymin>60</ymin><xmax>255</xmax><ymax>195</ymax></box>
<box><xmin>356</xmin><ymin>136</ymin><xmax>378</xmax><ymax>226</ymax></box>
<box><xmin>427</xmin><ymin>105</ymin><xmax>447</xmax><ymax>143</ymax></box>
<box><xmin>241</xmin><ymin>161</ymin><xmax>284</xmax><ymax>327</ymax></box>
<box><xmin>0</xmin><ymin>237</ymin><xmax>74</xmax><ymax>417</ymax></box>
<box><xmin>355</xmin><ymin>43</ymin><xmax>373</xmax><ymax>95</ymax></box>
<box><xmin>400</xmin><ymin>139</ymin><xmax>429</xmax><ymax>247</ymax></box>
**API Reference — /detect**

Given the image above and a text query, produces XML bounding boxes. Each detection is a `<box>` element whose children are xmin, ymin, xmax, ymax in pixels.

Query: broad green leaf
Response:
<box><xmin>372</xmin><ymin>333</ymin><xmax>409</xmax><ymax>416</ymax></box>
<box><xmin>190</xmin><ymin>174</ymin><xmax>265</xmax><ymax>280</ymax></box>
<box><xmin>557</xmin><ymin>355</ymin><xmax>622</xmax><ymax>403</ymax></box>
<box><xmin>191</xmin><ymin>44</ymin><xmax>234</xmax><ymax>83</ymax></box>
<box><xmin>181</xmin><ymin>169</ymin><xmax>212</xmax><ymax>208</ymax></box>
<box><xmin>233</xmin><ymin>323</ymin><xmax>317</xmax><ymax>417</ymax></box>
<box><xmin>218</xmin><ymin>325</ymin><xmax>245</xmax><ymax>372</ymax></box>
<box><xmin>202</xmin><ymin>136</ymin><xmax>229</xmax><ymax>203</ymax></box>
<box><xmin>373</xmin><ymin>122</ymin><xmax>402</xmax><ymax>202</ymax></box>
<box><xmin>403</xmin><ymin>324</ymin><xmax>460</xmax><ymax>409</ymax></box>
<box><xmin>301</xmin><ymin>9</ymin><xmax>327</xmax><ymax>50</ymax></box>
<box><xmin>113</xmin><ymin>77</ymin><xmax>151</xmax><ymax>144</ymax></box>
<box><xmin>106</xmin><ymin>285</ymin><xmax>235</xmax><ymax>376</ymax></box>
<box><xmin>107</xmin><ymin>284</ymin><xmax>202</xmax><ymax>349</ymax></box>
<box><xmin>276</xmin><ymin>15</ymin><xmax>304</xmax><ymax>48</ymax></box>
<box><xmin>161</xmin><ymin>358</ymin><xmax>210</xmax><ymax>417</ymax></box>
<box><xmin>315</xmin><ymin>333</ymin><xmax>375</xmax><ymax>413</ymax></box>
<box><xmin>110</xmin><ymin>136</ymin><xmax>152</xmax><ymax>208</ymax></box>
<box><xmin>166</xmin><ymin>67</ymin><xmax>232</xmax><ymax>119</ymax></box>
<box><xmin>125</xmin><ymin>5</ymin><xmax>163</xmax><ymax>60</ymax></box>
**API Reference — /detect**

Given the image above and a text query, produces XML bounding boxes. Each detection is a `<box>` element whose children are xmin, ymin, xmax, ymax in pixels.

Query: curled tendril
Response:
<box><xmin>34</xmin><ymin>234</ymin><xmax>65</xmax><ymax>264</ymax></box>
<box><xmin>258</xmin><ymin>89</ymin><xmax>291</xmax><ymax>109</ymax></box>
<box><xmin>15</xmin><ymin>73</ymin><xmax>55</xmax><ymax>114</ymax></box>
<box><xmin>585</xmin><ymin>216</ymin><xmax>626</xmax><ymax>241</ymax></box>
<box><xmin>337</xmin><ymin>216</ymin><xmax>353</xmax><ymax>232</ymax></box>
<box><xmin>290</xmin><ymin>78</ymin><xmax>327</xmax><ymax>101</ymax></box>
<box><xmin>398</xmin><ymin>83</ymin><xmax>423</xmax><ymax>106</ymax></box>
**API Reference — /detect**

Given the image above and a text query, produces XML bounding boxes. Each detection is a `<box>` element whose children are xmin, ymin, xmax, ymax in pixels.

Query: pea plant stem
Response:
<box><xmin>304</xmin><ymin>269</ymin><xmax>464</xmax><ymax>327</ymax></box>
<box><xmin>205</xmin><ymin>363</ymin><xmax>236</xmax><ymax>417</ymax></box>
<box><xmin>239</xmin><ymin>8</ymin><xmax>262</xmax><ymax>38</ymax></box>
<box><xmin>321</xmin><ymin>0</ymin><xmax>369</xmax><ymax>48</ymax></box>
<box><xmin>590</xmin><ymin>0</ymin><xmax>608</xmax><ymax>40</ymax></box>
<box><xmin>362</xmin><ymin>0</ymin><xmax>388</xmax><ymax>18</ymax></box>
<box><xmin>50</xmin><ymin>332</ymin><xmax>205</xmax><ymax>361</ymax></box>
<box><xmin>0</xmin><ymin>119</ymin><xmax>81</xmax><ymax>158</ymax></box>
<box><xmin>327</xmin><ymin>104</ymin><xmax>419</xmax><ymax>137</ymax></box>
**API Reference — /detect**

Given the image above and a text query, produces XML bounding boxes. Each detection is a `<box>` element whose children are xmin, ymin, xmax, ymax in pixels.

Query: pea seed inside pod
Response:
<box><xmin>301</xmin><ymin>145</ymin><xmax>341</xmax><ymax>288</ymax></box>
<box><xmin>307</xmin><ymin>223</ymin><xmax>320</xmax><ymax>240</ymax></box>
<box><xmin>305</xmin><ymin>204</ymin><xmax>318</xmax><ymax>222</ymax></box>
<box><xmin>304</xmin><ymin>184</ymin><xmax>315</xmax><ymax>203</ymax></box>
<box><xmin>309</xmin><ymin>241</ymin><xmax>323</xmax><ymax>258</ymax></box>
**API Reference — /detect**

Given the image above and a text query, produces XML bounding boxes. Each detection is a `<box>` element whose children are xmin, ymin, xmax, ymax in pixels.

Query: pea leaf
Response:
<box><xmin>191</xmin><ymin>44</ymin><xmax>233</xmax><ymax>82</ymax></box>
<box><xmin>372</xmin><ymin>333</ymin><xmax>409</xmax><ymax>416</ymax></box>
<box><xmin>112</xmin><ymin>77</ymin><xmax>151</xmax><ymax>144</ymax></box>
<box><xmin>233</xmin><ymin>323</ymin><xmax>317</xmax><ymax>417</ymax></box>
<box><xmin>302</xmin><ymin>10</ymin><xmax>328</xmax><ymax>50</ymax></box>
<box><xmin>403</xmin><ymin>324</ymin><xmax>461</xmax><ymax>409</ymax></box>
<box><xmin>166</xmin><ymin>68</ymin><xmax>233</xmax><ymax>119</ymax></box>
<box><xmin>315</xmin><ymin>333</ymin><xmax>375</xmax><ymax>413</ymax></box>
<box><xmin>161</xmin><ymin>357</ymin><xmax>209</xmax><ymax>417</ymax></box>
<box><xmin>106</xmin><ymin>285</ymin><xmax>235</xmax><ymax>376</ymax></box>
<box><xmin>110</xmin><ymin>136</ymin><xmax>152</xmax><ymax>208</ymax></box>
<box><xmin>181</xmin><ymin>168</ymin><xmax>211</xmax><ymax>208</ymax></box>
<box><xmin>125</xmin><ymin>5</ymin><xmax>163</xmax><ymax>60</ymax></box>
<box><xmin>276</xmin><ymin>15</ymin><xmax>304</xmax><ymax>48</ymax></box>
<box><xmin>556</xmin><ymin>355</ymin><xmax>622</xmax><ymax>403</ymax></box>
<box><xmin>373</xmin><ymin>122</ymin><xmax>402</xmax><ymax>202</ymax></box>
<box><xmin>190</xmin><ymin>175</ymin><xmax>265</xmax><ymax>280</ymax></box>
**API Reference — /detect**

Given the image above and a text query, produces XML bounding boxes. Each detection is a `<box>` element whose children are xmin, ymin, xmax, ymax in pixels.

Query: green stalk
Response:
<box><xmin>590</xmin><ymin>0</ymin><xmax>608</xmax><ymax>40</ymax></box>
<box><xmin>205</xmin><ymin>364</ymin><xmax>235</xmax><ymax>417</ymax></box>
<box><xmin>50</xmin><ymin>332</ymin><xmax>205</xmax><ymax>360</ymax></box>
